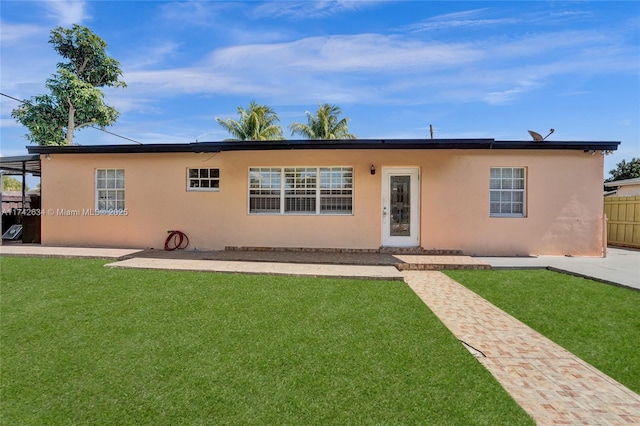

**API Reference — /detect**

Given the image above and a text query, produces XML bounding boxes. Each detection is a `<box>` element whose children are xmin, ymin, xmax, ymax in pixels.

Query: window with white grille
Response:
<box><xmin>249</xmin><ymin>167</ymin><xmax>353</xmax><ymax>215</ymax></box>
<box><xmin>249</xmin><ymin>168</ymin><xmax>281</xmax><ymax>213</ymax></box>
<box><xmin>319</xmin><ymin>167</ymin><xmax>353</xmax><ymax>213</ymax></box>
<box><xmin>188</xmin><ymin>168</ymin><xmax>220</xmax><ymax>191</ymax></box>
<box><xmin>96</xmin><ymin>169</ymin><xmax>125</xmax><ymax>212</ymax></box>
<box><xmin>490</xmin><ymin>167</ymin><xmax>526</xmax><ymax>217</ymax></box>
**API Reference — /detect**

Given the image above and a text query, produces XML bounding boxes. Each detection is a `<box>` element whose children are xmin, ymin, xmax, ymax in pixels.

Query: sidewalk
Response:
<box><xmin>107</xmin><ymin>257</ymin><xmax>404</xmax><ymax>280</ymax></box>
<box><xmin>0</xmin><ymin>245</ymin><xmax>141</xmax><ymax>259</ymax></box>
<box><xmin>404</xmin><ymin>271</ymin><xmax>640</xmax><ymax>425</ymax></box>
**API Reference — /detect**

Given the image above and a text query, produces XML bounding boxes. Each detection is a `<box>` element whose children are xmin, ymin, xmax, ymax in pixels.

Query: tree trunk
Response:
<box><xmin>66</xmin><ymin>104</ymin><xmax>75</xmax><ymax>145</ymax></box>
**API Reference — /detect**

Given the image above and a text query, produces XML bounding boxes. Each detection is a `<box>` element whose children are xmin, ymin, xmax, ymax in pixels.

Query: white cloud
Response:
<box><xmin>115</xmin><ymin>25</ymin><xmax>639</xmax><ymax>109</ymax></box>
<box><xmin>157</xmin><ymin>1</ymin><xmax>235</xmax><ymax>27</ymax></box>
<box><xmin>404</xmin><ymin>8</ymin><xmax>521</xmax><ymax>32</ymax></box>
<box><xmin>115</xmin><ymin>33</ymin><xmax>483</xmax><ymax>109</ymax></box>
<box><xmin>0</xmin><ymin>118</ymin><xmax>21</xmax><ymax>129</ymax></box>
<box><xmin>252</xmin><ymin>1</ymin><xmax>382</xmax><ymax>19</ymax></box>
<box><xmin>44</xmin><ymin>0</ymin><xmax>89</xmax><ymax>26</ymax></box>
<box><xmin>0</xmin><ymin>21</ymin><xmax>44</xmax><ymax>43</ymax></box>
<box><xmin>123</xmin><ymin>42</ymin><xmax>181</xmax><ymax>70</ymax></box>
<box><xmin>483</xmin><ymin>83</ymin><xmax>539</xmax><ymax>105</ymax></box>
<box><xmin>220</xmin><ymin>34</ymin><xmax>480</xmax><ymax>71</ymax></box>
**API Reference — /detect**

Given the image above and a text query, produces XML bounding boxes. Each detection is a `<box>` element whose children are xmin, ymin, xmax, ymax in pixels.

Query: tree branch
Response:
<box><xmin>78</xmin><ymin>56</ymin><xmax>89</xmax><ymax>74</ymax></box>
<box><xmin>75</xmin><ymin>122</ymin><xmax>94</xmax><ymax>130</ymax></box>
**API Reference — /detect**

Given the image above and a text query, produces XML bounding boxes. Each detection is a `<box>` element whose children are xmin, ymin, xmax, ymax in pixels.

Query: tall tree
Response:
<box><xmin>11</xmin><ymin>25</ymin><xmax>126</xmax><ymax>145</ymax></box>
<box><xmin>289</xmin><ymin>103</ymin><xmax>357</xmax><ymax>140</ymax></box>
<box><xmin>216</xmin><ymin>101</ymin><xmax>284</xmax><ymax>141</ymax></box>
<box><xmin>606</xmin><ymin>158</ymin><xmax>640</xmax><ymax>182</ymax></box>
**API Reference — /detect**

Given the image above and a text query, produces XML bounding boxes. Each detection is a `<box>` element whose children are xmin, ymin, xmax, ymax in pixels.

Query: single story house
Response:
<box><xmin>26</xmin><ymin>138</ymin><xmax>619</xmax><ymax>256</ymax></box>
<box><xmin>604</xmin><ymin>177</ymin><xmax>640</xmax><ymax>197</ymax></box>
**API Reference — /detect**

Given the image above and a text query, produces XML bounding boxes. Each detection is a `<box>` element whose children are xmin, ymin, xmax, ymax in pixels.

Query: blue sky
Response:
<box><xmin>1</xmin><ymin>1</ymin><xmax>639</xmax><ymax>179</ymax></box>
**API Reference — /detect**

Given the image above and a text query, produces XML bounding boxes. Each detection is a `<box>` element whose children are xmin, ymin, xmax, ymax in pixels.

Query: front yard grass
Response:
<box><xmin>445</xmin><ymin>269</ymin><xmax>640</xmax><ymax>394</ymax></box>
<box><xmin>1</xmin><ymin>257</ymin><xmax>532</xmax><ymax>425</ymax></box>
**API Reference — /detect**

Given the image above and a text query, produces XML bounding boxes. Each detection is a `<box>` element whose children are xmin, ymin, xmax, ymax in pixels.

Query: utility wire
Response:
<box><xmin>0</xmin><ymin>92</ymin><xmax>26</xmax><ymax>104</ymax></box>
<box><xmin>86</xmin><ymin>126</ymin><xmax>143</xmax><ymax>144</ymax></box>
<box><xmin>0</xmin><ymin>91</ymin><xmax>143</xmax><ymax>144</ymax></box>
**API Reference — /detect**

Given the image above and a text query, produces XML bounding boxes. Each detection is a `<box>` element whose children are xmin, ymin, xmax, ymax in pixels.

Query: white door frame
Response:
<box><xmin>381</xmin><ymin>167</ymin><xmax>420</xmax><ymax>247</ymax></box>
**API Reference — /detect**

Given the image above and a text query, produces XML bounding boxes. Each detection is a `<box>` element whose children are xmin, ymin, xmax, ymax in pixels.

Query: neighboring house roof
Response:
<box><xmin>605</xmin><ymin>177</ymin><xmax>640</xmax><ymax>187</ymax></box>
<box><xmin>26</xmin><ymin>139</ymin><xmax>620</xmax><ymax>155</ymax></box>
<box><xmin>604</xmin><ymin>177</ymin><xmax>640</xmax><ymax>197</ymax></box>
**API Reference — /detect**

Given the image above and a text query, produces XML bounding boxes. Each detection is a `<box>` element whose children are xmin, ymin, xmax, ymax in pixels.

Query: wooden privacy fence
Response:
<box><xmin>604</xmin><ymin>196</ymin><xmax>640</xmax><ymax>248</ymax></box>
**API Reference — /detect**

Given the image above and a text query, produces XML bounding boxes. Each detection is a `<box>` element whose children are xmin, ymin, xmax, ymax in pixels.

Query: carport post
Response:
<box><xmin>21</xmin><ymin>161</ymin><xmax>26</xmax><ymax>210</ymax></box>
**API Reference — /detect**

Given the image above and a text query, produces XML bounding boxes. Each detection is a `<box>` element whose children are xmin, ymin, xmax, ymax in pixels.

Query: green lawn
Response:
<box><xmin>445</xmin><ymin>269</ymin><xmax>640</xmax><ymax>394</ymax></box>
<box><xmin>1</xmin><ymin>257</ymin><xmax>532</xmax><ymax>425</ymax></box>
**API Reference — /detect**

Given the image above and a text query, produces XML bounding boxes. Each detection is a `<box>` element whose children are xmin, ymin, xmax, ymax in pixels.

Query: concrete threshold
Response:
<box><xmin>394</xmin><ymin>255</ymin><xmax>491</xmax><ymax>270</ymax></box>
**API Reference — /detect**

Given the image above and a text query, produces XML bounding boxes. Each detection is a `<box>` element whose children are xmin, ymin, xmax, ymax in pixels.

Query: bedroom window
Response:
<box><xmin>96</xmin><ymin>169</ymin><xmax>125</xmax><ymax>212</ymax></box>
<box><xmin>249</xmin><ymin>168</ymin><xmax>281</xmax><ymax>213</ymax></box>
<box><xmin>249</xmin><ymin>167</ymin><xmax>353</xmax><ymax>215</ymax></box>
<box><xmin>188</xmin><ymin>168</ymin><xmax>220</xmax><ymax>191</ymax></box>
<box><xmin>490</xmin><ymin>167</ymin><xmax>526</xmax><ymax>217</ymax></box>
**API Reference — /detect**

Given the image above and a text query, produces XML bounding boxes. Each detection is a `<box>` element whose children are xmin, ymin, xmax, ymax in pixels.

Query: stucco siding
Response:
<box><xmin>39</xmin><ymin>148</ymin><xmax>604</xmax><ymax>256</ymax></box>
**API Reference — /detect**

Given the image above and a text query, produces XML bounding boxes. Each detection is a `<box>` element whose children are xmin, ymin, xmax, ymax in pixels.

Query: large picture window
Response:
<box><xmin>96</xmin><ymin>169</ymin><xmax>125</xmax><ymax>212</ymax></box>
<box><xmin>490</xmin><ymin>167</ymin><xmax>526</xmax><ymax>217</ymax></box>
<box><xmin>249</xmin><ymin>167</ymin><xmax>353</xmax><ymax>215</ymax></box>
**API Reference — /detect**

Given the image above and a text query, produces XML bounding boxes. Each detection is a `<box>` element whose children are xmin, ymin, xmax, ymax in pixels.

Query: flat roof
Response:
<box><xmin>0</xmin><ymin>154</ymin><xmax>41</xmax><ymax>176</ymax></box>
<box><xmin>604</xmin><ymin>177</ymin><xmax>640</xmax><ymax>187</ymax></box>
<box><xmin>26</xmin><ymin>139</ymin><xmax>620</xmax><ymax>155</ymax></box>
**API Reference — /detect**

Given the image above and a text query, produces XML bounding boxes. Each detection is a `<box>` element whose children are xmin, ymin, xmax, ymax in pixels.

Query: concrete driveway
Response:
<box><xmin>476</xmin><ymin>247</ymin><xmax>640</xmax><ymax>290</ymax></box>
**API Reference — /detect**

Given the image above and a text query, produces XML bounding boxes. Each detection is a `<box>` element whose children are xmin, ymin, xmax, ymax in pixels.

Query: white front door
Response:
<box><xmin>382</xmin><ymin>168</ymin><xmax>420</xmax><ymax>247</ymax></box>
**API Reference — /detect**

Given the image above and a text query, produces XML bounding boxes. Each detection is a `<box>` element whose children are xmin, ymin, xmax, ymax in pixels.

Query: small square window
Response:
<box><xmin>187</xmin><ymin>168</ymin><xmax>220</xmax><ymax>192</ymax></box>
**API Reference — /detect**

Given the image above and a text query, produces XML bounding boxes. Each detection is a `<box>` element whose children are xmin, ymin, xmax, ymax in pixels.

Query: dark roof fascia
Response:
<box><xmin>26</xmin><ymin>139</ymin><xmax>620</xmax><ymax>155</ymax></box>
<box><xmin>27</xmin><ymin>143</ymin><xmax>196</xmax><ymax>155</ymax></box>
<box><xmin>26</xmin><ymin>139</ymin><xmax>495</xmax><ymax>154</ymax></box>
<box><xmin>494</xmin><ymin>141</ymin><xmax>620</xmax><ymax>151</ymax></box>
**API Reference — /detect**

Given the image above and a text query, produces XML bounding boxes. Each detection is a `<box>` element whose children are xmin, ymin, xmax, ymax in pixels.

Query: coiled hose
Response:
<box><xmin>164</xmin><ymin>230</ymin><xmax>189</xmax><ymax>251</ymax></box>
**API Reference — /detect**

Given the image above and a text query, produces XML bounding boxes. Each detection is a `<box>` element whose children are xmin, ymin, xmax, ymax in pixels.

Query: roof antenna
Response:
<box><xmin>527</xmin><ymin>128</ymin><xmax>554</xmax><ymax>142</ymax></box>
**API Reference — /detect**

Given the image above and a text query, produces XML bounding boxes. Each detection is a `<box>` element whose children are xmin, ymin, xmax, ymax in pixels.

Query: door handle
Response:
<box><xmin>383</xmin><ymin>206</ymin><xmax>388</xmax><ymax>216</ymax></box>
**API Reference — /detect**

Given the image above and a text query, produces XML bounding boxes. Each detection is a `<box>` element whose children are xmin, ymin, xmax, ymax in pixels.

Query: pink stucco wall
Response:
<box><xmin>39</xmin><ymin>148</ymin><xmax>605</xmax><ymax>256</ymax></box>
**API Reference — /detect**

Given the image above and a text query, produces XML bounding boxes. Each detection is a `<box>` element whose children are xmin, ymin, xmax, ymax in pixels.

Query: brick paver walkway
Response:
<box><xmin>403</xmin><ymin>271</ymin><xmax>640</xmax><ymax>425</ymax></box>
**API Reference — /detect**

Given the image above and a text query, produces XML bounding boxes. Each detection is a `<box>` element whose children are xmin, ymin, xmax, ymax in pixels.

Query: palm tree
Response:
<box><xmin>289</xmin><ymin>103</ymin><xmax>357</xmax><ymax>140</ymax></box>
<box><xmin>216</xmin><ymin>101</ymin><xmax>284</xmax><ymax>141</ymax></box>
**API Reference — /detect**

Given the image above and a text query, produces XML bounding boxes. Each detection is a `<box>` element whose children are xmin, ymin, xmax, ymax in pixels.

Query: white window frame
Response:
<box><xmin>187</xmin><ymin>168</ymin><xmax>220</xmax><ymax>192</ymax></box>
<box><xmin>248</xmin><ymin>166</ymin><xmax>353</xmax><ymax>215</ymax></box>
<box><xmin>489</xmin><ymin>167</ymin><xmax>526</xmax><ymax>217</ymax></box>
<box><xmin>95</xmin><ymin>169</ymin><xmax>125</xmax><ymax>212</ymax></box>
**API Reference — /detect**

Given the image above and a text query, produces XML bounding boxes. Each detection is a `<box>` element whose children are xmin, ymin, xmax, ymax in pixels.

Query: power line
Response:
<box><xmin>0</xmin><ymin>92</ymin><xmax>26</xmax><ymax>104</ymax></box>
<box><xmin>0</xmin><ymin>91</ymin><xmax>143</xmax><ymax>145</ymax></box>
<box><xmin>90</xmin><ymin>126</ymin><xmax>142</xmax><ymax>144</ymax></box>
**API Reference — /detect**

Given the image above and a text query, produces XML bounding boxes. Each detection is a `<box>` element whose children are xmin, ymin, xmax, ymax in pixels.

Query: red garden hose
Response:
<box><xmin>164</xmin><ymin>230</ymin><xmax>189</xmax><ymax>251</ymax></box>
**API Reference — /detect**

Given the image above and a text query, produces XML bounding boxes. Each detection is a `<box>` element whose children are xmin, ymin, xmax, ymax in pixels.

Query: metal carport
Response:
<box><xmin>1</xmin><ymin>155</ymin><xmax>41</xmax><ymax>242</ymax></box>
